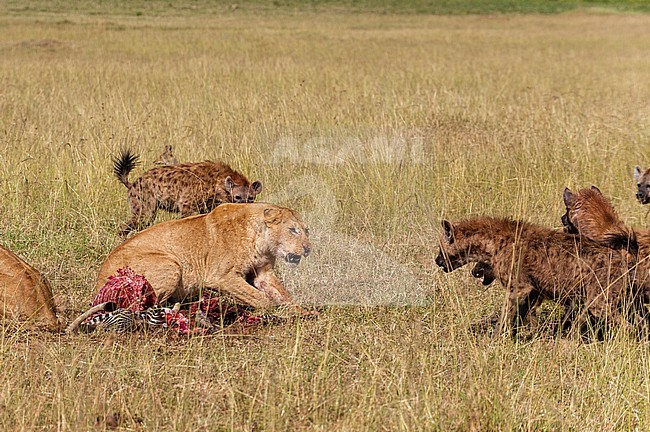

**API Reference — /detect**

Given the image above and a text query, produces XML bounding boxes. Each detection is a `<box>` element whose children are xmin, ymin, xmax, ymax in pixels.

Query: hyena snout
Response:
<box><xmin>636</xmin><ymin>190</ymin><xmax>650</xmax><ymax>204</ymax></box>
<box><xmin>561</xmin><ymin>211</ymin><xmax>578</xmax><ymax>233</ymax></box>
<box><xmin>434</xmin><ymin>253</ymin><xmax>452</xmax><ymax>272</ymax></box>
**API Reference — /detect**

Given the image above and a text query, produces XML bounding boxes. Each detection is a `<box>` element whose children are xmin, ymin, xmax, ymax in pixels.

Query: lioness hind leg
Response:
<box><xmin>123</xmin><ymin>258</ymin><xmax>183</xmax><ymax>305</ymax></box>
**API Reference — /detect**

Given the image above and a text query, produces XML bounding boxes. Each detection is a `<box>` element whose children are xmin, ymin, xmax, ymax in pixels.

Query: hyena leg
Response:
<box><xmin>575</xmin><ymin>289</ymin><xmax>629</xmax><ymax>339</ymax></box>
<box><xmin>121</xmin><ymin>192</ymin><xmax>157</xmax><ymax>235</ymax></box>
<box><xmin>514</xmin><ymin>291</ymin><xmax>543</xmax><ymax>332</ymax></box>
<box><xmin>497</xmin><ymin>283</ymin><xmax>535</xmax><ymax>337</ymax></box>
<box><xmin>177</xmin><ymin>197</ymin><xmax>199</xmax><ymax>218</ymax></box>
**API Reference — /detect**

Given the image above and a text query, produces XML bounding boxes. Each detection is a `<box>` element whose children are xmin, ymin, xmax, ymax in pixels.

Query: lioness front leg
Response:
<box><xmin>216</xmin><ymin>272</ymin><xmax>275</xmax><ymax>310</ymax></box>
<box><xmin>253</xmin><ymin>267</ymin><xmax>293</xmax><ymax>305</ymax></box>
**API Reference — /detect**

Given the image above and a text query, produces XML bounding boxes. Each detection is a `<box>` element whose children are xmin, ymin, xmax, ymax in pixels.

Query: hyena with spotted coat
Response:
<box><xmin>561</xmin><ymin>186</ymin><xmax>637</xmax><ymax>251</ymax></box>
<box><xmin>435</xmin><ymin>217</ymin><xmax>638</xmax><ymax>336</ymax></box>
<box><xmin>634</xmin><ymin>166</ymin><xmax>650</xmax><ymax>204</ymax></box>
<box><xmin>562</xmin><ymin>187</ymin><xmax>650</xmax><ymax>324</ymax></box>
<box><xmin>113</xmin><ymin>149</ymin><xmax>263</xmax><ymax>236</ymax></box>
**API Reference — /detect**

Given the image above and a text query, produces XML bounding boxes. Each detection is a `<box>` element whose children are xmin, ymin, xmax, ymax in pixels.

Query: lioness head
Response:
<box><xmin>264</xmin><ymin>207</ymin><xmax>311</xmax><ymax>267</ymax></box>
<box><xmin>634</xmin><ymin>166</ymin><xmax>650</xmax><ymax>204</ymax></box>
<box><xmin>225</xmin><ymin>176</ymin><xmax>263</xmax><ymax>203</ymax></box>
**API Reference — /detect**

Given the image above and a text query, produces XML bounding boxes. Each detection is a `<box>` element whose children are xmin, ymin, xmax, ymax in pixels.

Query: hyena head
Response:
<box><xmin>435</xmin><ymin>220</ymin><xmax>474</xmax><ymax>273</ymax></box>
<box><xmin>225</xmin><ymin>176</ymin><xmax>263</xmax><ymax>203</ymax></box>
<box><xmin>562</xmin><ymin>186</ymin><xmax>637</xmax><ymax>251</ymax></box>
<box><xmin>153</xmin><ymin>145</ymin><xmax>178</xmax><ymax>166</ymax></box>
<box><xmin>634</xmin><ymin>166</ymin><xmax>650</xmax><ymax>204</ymax></box>
<box><xmin>562</xmin><ymin>186</ymin><xmax>610</xmax><ymax>235</ymax></box>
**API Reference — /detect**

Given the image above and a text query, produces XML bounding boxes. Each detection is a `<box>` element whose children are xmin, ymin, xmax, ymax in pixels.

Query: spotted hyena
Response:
<box><xmin>561</xmin><ymin>186</ymin><xmax>650</xmax><ymax>329</ymax></box>
<box><xmin>634</xmin><ymin>166</ymin><xmax>650</xmax><ymax>204</ymax></box>
<box><xmin>435</xmin><ymin>217</ymin><xmax>638</xmax><ymax>337</ymax></box>
<box><xmin>153</xmin><ymin>145</ymin><xmax>179</xmax><ymax>166</ymax></box>
<box><xmin>561</xmin><ymin>186</ymin><xmax>637</xmax><ymax>251</ymax></box>
<box><xmin>113</xmin><ymin>149</ymin><xmax>263</xmax><ymax>236</ymax></box>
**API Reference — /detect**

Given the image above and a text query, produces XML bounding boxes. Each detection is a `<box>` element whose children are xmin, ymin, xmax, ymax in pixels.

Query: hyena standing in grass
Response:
<box><xmin>634</xmin><ymin>166</ymin><xmax>650</xmax><ymax>204</ymax></box>
<box><xmin>113</xmin><ymin>149</ymin><xmax>263</xmax><ymax>236</ymax></box>
<box><xmin>435</xmin><ymin>217</ymin><xmax>639</xmax><ymax>337</ymax></box>
<box><xmin>562</xmin><ymin>186</ymin><xmax>650</xmax><ymax>330</ymax></box>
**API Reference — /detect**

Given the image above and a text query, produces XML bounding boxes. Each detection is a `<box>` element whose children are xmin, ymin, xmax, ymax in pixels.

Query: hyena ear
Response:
<box><xmin>441</xmin><ymin>220</ymin><xmax>455</xmax><ymax>244</ymax></box>
<box><xmin>563</xmin><ymin>187</ymin><xmax>576</xmax><ymax>207</ymax></box>
<box><xmin>224</xmin><ymin>176</ymin><xmax>234</xmax><ymax>192</ymax></box>
<box><xmin>634</xmin><ymin>166</ymin><xmax>643</xmax><ymax>182</ymax></box>
<box><xmin>264</xmin><ymin>207</ymin><xmax>283</xmax><ymax>226</ymax></box>
<box><xmin>251</xmin><ymin>180</ymin><xmax>263</xmax><ymax>195</ymax></box>
<box><xmin>590</xmin><ymin>185</ymin><xmax>602</xmax><ymax>195</ymax></box>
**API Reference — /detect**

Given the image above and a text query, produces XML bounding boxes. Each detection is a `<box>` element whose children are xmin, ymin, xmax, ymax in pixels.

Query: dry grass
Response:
<box><xmin>0</xmin><ymin>5</ymin><xmax>650</xmax><ymax>430</ymax></box>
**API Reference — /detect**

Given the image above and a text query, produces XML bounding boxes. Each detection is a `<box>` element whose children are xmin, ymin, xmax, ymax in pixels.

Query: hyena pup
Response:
<box><xmin>113</xmin><ymin>149</ymin><xmax>263</xmax><ymax>236</ymax></box>
<box><xmin>435</xmin><ymin>217</ymin><xmax>638</xmax><ymax>337</ymax></box>
<box><xmin>634</xmin><ymin>166</ymin><xmax>650</xmax><ymax>204</ymax></box>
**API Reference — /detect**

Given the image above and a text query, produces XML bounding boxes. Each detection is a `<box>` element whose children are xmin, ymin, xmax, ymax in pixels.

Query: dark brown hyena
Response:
<box><xmin>561</xmin><ymin>186</ymin><xmax>637</xmax><ymax>252</ymax></box>
<box><xmin>634</xmin><ymin>166</ymin><xmax>650</xmax><ymax>204</ymax></box>
<box><xmin>435</xmin><ymin>217</ymin><xmax>638</xmax><ymax>337</ymax></box>
<box><xmin>113</xmin><ymin>149</ymin><xmax>263</xmax><ymax>236</ymax></box>
<box><xmin>562</xmin><ymin>186</ymin><xmax>650</xmax><ymax>329</ymax></box>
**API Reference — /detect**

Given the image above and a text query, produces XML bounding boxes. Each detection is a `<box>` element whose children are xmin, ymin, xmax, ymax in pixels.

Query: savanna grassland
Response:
<box><xmin>1</xmin><ymin>1</ymin><xmax>650</xmax><ymax>430</ymax></box>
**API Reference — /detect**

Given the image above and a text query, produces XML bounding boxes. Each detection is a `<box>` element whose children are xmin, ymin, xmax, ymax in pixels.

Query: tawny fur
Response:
<box><xmin>0</xmin><ymin>245</ymin><xmax>61</xmax><ymax>331</ymax></box>
<box><xmin>113</xmin><ymin>149</ymin><xmax>263</xmax><ymax>236</ymax></box>
<box><xmin>95</xmin><ymin>203</ymin><xmax>311</xmax><ymax>309</ymax></box>
<box><xmin>435</xmin><ymin>217</ymin><xmax>638</xmax><ymax>336</ymax></box>
<box><xmin>634</xmin><ymin>166</ymin><xmax>650</xmax><ymax>204</ymax></box>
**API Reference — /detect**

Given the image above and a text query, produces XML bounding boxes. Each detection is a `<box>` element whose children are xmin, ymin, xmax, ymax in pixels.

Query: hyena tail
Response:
<box><xmin>112</xmin><ymin>149</ymin><xmax>140</xmax><ymax>188</ymax></box>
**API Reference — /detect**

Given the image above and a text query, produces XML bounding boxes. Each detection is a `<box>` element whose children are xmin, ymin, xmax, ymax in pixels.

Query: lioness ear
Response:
<box><xmin>251</xmin><ymin>180</ymin><xmax>263</xmax><ymax>195</ymax></box>
<box><xmin>634</xmin><ymin>166</ymin><xmax>643</xmax><ymax>182</ymax></box>
<box><xmin>441</xmin><ymin>220</ymin><xmax>455</xmax><ymax>244</ymax></box>
<box><xmin>563</xmin><ymin>187</ymin><xmax>576</xmax><ymax>207</ymax></box>
<box><xmin>264</xmin><ymin>208</ymin><xmax>283</xmax><ymax>226</ymax></box>
<box><xmin>590</xmin><ymin>185</ymin><xmax>602</xmax><ymax>195</ymax></box>
<box><xmin>224</xmin><ymin>176</ymin><xmax>234</xmax><ymax>192</ymax></box>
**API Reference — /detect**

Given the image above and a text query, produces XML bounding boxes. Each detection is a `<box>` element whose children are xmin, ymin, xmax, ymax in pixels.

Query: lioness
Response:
<box><xmin>0</xmin><ymin>245</ymin><xmax>60</xmax><ymax>330</ymax></box>
<box><xmin>95</xmin><ymin>203</ymin><xmax>311</xmax><ymax>309</ymax></box>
